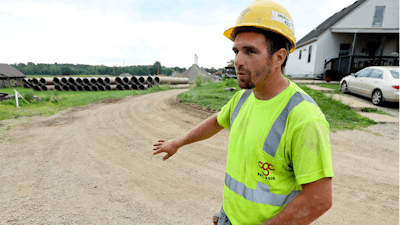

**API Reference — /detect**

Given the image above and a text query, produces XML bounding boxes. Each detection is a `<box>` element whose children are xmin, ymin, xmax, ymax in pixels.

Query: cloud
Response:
<box><xmin>0</xmin><ymin>0</ymin><xmax>356</xmax><ymax>68</ymax></box>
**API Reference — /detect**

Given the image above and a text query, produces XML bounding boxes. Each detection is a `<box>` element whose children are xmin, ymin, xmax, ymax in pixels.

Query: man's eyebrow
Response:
<box><xmin>232</xmin><ymin>45</ymin><xmax>258</xmax><ymax>52</ymax></box>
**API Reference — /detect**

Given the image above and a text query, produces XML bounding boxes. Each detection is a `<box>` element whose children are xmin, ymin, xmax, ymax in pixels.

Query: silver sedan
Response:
<box><xmin>340</xmin><ymin>66</ymin><xmax>399</xmax><ymax>105</ymax></box>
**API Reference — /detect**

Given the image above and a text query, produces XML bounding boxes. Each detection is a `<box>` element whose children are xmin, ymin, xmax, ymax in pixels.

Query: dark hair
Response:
<box><xmin>233</xmin><ymin>27</ymin><xmax>290</xmax><ymax>69</ymax></box>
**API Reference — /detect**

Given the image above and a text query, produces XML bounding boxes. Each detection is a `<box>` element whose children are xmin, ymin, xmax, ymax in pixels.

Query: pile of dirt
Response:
<box><xmin>176</xmin><ymin>64</ymin><xmax>216</xmax><ymax>83</ymax></box>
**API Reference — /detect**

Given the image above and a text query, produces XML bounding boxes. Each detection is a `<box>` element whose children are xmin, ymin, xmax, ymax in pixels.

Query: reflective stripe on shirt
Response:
<box><xmin>225</xmin><ymin>173</ymin><xmax>301</xmax><ymax>206</ymax></box>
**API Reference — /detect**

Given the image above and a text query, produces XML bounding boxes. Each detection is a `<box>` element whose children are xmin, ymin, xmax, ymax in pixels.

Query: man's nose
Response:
<box><xmin>234</xmin><ymin>51</ymin><xmax>244</xmax><ymax>71</ymax></box>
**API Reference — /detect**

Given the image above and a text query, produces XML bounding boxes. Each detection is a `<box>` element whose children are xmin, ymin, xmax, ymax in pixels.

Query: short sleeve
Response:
<box><xmin>291</xmin><ymin>119</ymin><xmax>334</xmax><ymax>185</ymax></box>
<box><xmin>217</xmin><ymin>90</ymin><xmax>244</xmax><ymax>130</ymax></box>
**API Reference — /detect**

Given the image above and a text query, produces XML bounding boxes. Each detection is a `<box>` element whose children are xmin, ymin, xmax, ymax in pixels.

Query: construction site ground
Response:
<box><xmin>0</xmin><ymin>89</ymin><xmax>398</xmax><ymax>224</ymax></box>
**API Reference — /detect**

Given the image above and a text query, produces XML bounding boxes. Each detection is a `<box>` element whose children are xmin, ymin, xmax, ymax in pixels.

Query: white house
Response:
<box><xmin>285</xmin><ymin>0</ymin><xmax>399</xmax><ymax>80</ymax></box>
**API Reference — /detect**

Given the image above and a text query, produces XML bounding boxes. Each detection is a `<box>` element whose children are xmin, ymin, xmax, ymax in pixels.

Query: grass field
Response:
<box><xmin>178</xmin><ymin>79</ymin><xmax>377</xmax><ymax>132</ymax></box>
<box><xmin>0</xmin><ymin>85</ymin><xmax>171</xmax><ymax>121</ymax></box>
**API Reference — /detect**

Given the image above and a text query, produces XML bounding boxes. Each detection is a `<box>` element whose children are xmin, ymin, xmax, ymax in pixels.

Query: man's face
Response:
<box><xmin>232</xmin><ymin>32</ymin><xmax>273</xmax><ymax>89</ymax></box>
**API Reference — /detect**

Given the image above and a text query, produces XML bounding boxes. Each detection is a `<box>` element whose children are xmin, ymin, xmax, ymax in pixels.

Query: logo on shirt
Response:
<box><xmin>259</xmin><ymin>161</ymin><xmax>275</xmax><ymax>176</ymax></box>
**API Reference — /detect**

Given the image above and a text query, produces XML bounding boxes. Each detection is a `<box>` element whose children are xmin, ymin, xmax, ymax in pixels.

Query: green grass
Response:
<box><xmin>0</xmin><ymin>85</ymin><xmax>171</xmax><ymax>121</ymax></box>
<box><xmin>177</xmin><ymin>80</ymin><xmax>377</xmax><ymax>132</ymax></box>
<box><xmin>316</xmin><ymin>84</ymin><xmax>392</xmax><ymax>116</ymax></box>
<box><xmin>317</xmin><ymin>83</ymin><xmax>341</xmax><ymax>93</ymax></box>
<box><xmin>178</xmin><ymin>78</ymin><xmax>239</xmax><ymax>111</ymax></box>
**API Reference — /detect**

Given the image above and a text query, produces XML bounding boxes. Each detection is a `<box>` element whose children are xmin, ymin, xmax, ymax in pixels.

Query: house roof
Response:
<box><xmin>296</xmin><ymin>0</ymin><xmax>366</xmax><ymax>48</ymax></box>
<box><xmin>0</xmin><ymin>64</ymin><xmax>26</xmax><ymax>78</ymax></box>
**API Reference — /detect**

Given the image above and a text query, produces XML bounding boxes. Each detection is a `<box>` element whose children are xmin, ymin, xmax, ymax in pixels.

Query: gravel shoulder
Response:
<box><xmin>0</xmin><ymin>89</ymin><xmax>398</xmax><ymax>224</ymax></box>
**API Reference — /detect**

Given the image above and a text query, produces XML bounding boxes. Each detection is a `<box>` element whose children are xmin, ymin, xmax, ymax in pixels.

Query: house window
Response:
<box><xmin>339</xmin><ymin>44</ymin><xmax>351</xmax><ymax>56</ymax></box>
<box><xmin>308</xmin><ymin>46</ymin><xmax>312</xmax><ymax>63</ymax></box>
<box><xmin>299</xmin><ymin>50</ymin><xmax>302</xmax><ymax>60</ymax></box>
<box><xmin>372</xmin><ymin>6</ymin><xmax>385</xmax><ymax>26</ymax></box>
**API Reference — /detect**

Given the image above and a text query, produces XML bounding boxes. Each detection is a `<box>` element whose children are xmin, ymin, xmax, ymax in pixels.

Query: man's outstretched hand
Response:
<box><xmin>152</xmin><ymin>139</ymin><xmax>180</xmax><ymax>161</ymax></box>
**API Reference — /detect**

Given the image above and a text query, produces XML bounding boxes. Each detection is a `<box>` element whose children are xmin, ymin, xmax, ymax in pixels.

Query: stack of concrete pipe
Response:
<box><xmin>23</xmin><ymin>76</ymin><xmax>189</xmax><ymax>91</ymax></box>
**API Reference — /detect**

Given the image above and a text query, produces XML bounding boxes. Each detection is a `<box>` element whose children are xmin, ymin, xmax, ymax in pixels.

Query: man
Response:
<box><xmin>153</xmin><ymin>0</ymin><xmax>334</xmax><ymax>224</ymax></box>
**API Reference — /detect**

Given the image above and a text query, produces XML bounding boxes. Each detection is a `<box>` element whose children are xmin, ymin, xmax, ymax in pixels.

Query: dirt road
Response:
<box><xmin>0</xmin><ymin>89</ymin><xmax>398</xmax><ymax>224</ymax></box>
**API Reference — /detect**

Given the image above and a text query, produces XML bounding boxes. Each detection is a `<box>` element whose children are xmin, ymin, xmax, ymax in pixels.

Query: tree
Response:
<box><xmin>150</xmin><ymin>61</ymin><xmax>162</xmax><ymax>75</ymax></box>
<box><xmin>61</xmin><ymin>66</ymin><xmax>73</xmax><ymax>75</ymax></box>
<box><xmin>227</xmin><ymin>59</ymin><xmax>234</xmax><ymax>67</ymax></box>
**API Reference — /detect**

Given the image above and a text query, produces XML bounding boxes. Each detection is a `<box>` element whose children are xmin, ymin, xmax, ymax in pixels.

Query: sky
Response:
<box><xmin>0</xmin><ymin>0</ymin><xmax>356</xmax><ymax>69</ymax></box>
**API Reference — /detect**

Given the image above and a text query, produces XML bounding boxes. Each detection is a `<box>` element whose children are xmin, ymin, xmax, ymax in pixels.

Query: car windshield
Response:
<box><xmin>390</xmin><ymin>70</ymin><xmax>399</xmax><ymax>79</ymax></box>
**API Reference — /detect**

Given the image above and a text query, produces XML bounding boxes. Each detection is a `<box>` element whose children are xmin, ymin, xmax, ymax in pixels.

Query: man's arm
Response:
<box><xmin>153</xmin><ymin>112</ymin><xmax>224</xmax><ymax>160</ymax></box>
<box><xmin>262</xmin><ymin>177</ymin><xmax>332</xmax><ymax>225</ymax></box>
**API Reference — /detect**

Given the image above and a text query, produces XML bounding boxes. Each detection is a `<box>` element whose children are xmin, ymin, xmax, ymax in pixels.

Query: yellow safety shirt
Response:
<box><xmin>217</xmin><ymin>80</ymin><xmax>334</xmax><ymax>224</ymax></box>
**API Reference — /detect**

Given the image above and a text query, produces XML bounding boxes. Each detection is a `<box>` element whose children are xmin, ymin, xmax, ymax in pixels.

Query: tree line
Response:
<box><xmin>11</xmin><ymin>62</ymin><xmax>224</xmax><ymax>76</ymax></box>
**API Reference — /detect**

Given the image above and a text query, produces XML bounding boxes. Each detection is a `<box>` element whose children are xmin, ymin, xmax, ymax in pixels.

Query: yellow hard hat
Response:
<box><xmin>224</xmin><ymin>0</ymin><xmax>296</xmax><ymax>53</ymax></box>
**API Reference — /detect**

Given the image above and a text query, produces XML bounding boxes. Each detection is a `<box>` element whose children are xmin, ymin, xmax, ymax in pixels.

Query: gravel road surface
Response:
<box><xmin>0</xmin><ymin>89</ymin><xmax>398</xmax><ymax>224</ymax></box>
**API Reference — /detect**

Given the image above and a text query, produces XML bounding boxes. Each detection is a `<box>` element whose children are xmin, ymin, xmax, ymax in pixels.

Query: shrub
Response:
<box><xmin>194</xmin><ymin>76</ymin><xmax>202</xmax><ymax>87</ymax></box>
<box><xmin>47</xmin><ymin>90</ymin><xmax>60</xmax><ymax>103</ymax></box>
<box><xmin>225</xmin><ymin>78</ymin><xmax>237</xmax><ymax>87</ymax></box>
<box><xmin>23</xmin><ymin>93</ymin><xmax>36</xmax><ymax>103</ymax></box>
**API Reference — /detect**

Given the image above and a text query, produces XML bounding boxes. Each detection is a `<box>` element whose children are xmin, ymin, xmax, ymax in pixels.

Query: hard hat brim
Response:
<box><xmin>223</xmin><ymin>24</ymin><xmax>296</xmax><ymax>53</ymax></box>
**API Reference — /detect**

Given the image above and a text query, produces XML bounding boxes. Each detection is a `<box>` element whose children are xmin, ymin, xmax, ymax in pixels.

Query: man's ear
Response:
<box><xmin>273</xmin><ymin>48</ymin><xmax>287</xmax><ymax>69</ymax></box>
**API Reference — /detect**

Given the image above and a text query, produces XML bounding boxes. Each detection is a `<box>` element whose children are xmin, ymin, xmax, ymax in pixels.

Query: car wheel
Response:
<box><xmin>341</xmin><ymin>81</ymin><xmax>348</xmax><ymax>94</ymax></box>
<box><xmin>372</xmin><ymin>90</ymin><xmax>383</xmax><ymax>105</ymax></box>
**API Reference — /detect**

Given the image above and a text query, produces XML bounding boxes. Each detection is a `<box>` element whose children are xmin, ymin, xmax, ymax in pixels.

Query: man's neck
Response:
<box><xmin>252</xmin><ymin>72</ymin><xmax>289</xmax><ymax>101</ymax></box>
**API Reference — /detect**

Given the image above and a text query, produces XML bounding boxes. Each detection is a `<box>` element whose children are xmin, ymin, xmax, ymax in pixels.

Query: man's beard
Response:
<box><xmin>237</xmin><ymin>72</ymin><xmax>256</xmax><ymax>89</ymax></box>
<box><xmin>236</xmin><ymin>59</ymin><xmax>272</xmax><ymax>90</ymax></box>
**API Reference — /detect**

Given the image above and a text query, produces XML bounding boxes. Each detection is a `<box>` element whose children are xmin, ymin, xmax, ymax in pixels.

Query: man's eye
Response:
<box><xmin>234</xmin><ymin>50</ymin><xmax>239</xmax><ymax>55</ymax></box>
<box><xmin>249</xmin><ymin>49</ymin><xmax>255</xmax><ymax>54</ymax></box>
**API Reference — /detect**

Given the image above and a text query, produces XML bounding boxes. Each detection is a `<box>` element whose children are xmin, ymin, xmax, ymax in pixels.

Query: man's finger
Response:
<box><xmin>163</xmin><ymin>153</ymin><xmax>170</xmax><ymax>161</ymax></box>
<box><xmin>153</xmin><ymin>149</ymin><xmax>164</xmax><ymax>155</ymax></box>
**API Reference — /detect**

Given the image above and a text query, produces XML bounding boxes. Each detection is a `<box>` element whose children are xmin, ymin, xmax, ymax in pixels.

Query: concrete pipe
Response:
<box><xmin>123</xmin><ymin>84</ymin><xmax>131</xmax><ymax>90</ymax></box>
<box><xmin>104</xmin><ymin>77</ymin><xmax>116</xmax><ymax>85</ymax></box>
<box><xmin>91</xmin><ymin>85</ymin><xmax>98</xmax><ymax>91</ymax></box>
<box><xmin>115</xmin><ymin>77</ymin><xmax>123</xmax><ymax>84</ymax></box>
<box><xmin>68</xmin><ymin>77</ymin><xmax>76</xmax><ymax>85</ymax></box>
<box><xmin>22</xmin><ymin>78</ymin><xmax>28</xmax><ymax>84</ymax></box>
<box><xmin>105</xmin><ymin>85</ymin><xmax>111</xmax><ymax>91</ymax></box>
<box><xmin>84</xmin><ymin>85</ymin><xmax>91</xmax><ymax>91</ymax></box>
<box><xmin>122</xmin><ymin>77</ymin><xmax>130</xmax><ymax>85</ymax></box>
<box><xmin>145</xmin><ymin>81</ymin><xmax>153</xmax><ymax>88</ymax></box>
<box><xmin>116</xmin><ymin>84</ymin><xmax>124</xmax><ymax>90</ymax></box>
<box><xmin>61</xmin><ymin>77</ymin><xmax>69</xmax><ymax>85</ymax></box>
<box><xmin>69</xmin><ymin>85</ymin><xmax>77</xmax><ymax>91</ymax></box>
<box><xmin>33</xmin><ymin>85</ymin><xmax>41</xmax><ymax>91</ymax></box>
<box><xmin>27</xmin><ymin>78</ymin><xmax>33</xmax><ymax>85</ymax></box>
<box><xmin>62</xmin><ymin>85</ymin><xmax>70</xmax><ymax>91</ymax></box>
<box><xmin>83</xmin><ymin>78</ymin><xmax>90</xmax><ymax>85</ymax></box>
<box><xmin>139</xmin><ymin>84</ymin><xmax>148</xmax><ymax>90</ymax></box>
<box><xmin>131</xmin><ymin>84</ymin><xmax>138</xmax><ymax>90</ymax></box>
<box><xmin>156</xmin><ymin>76</ymin><xmax>189</xmax><ymax>84</ymax></box>
<box><xmin>42</xmin><ymin>85</ymin><xmax>55</xmax><ymax>91</ymax></box>
<box><xmin>108</xmin><ymin>85</ymin><xmax>117</xmax><ymax>90</ymax></box>
<box><xmin>131</xmin><ymin>76</ymin><xmax>139</xmax><ymax>84</ymax></box>
<box><xmin>32</xmin><ymin>78</ymin><xmax>40</xmax><ymax>85</ymax></box>
<box><xmin>55</xmin><ymin>85</ymin><xmax>62</xmax><ymax>91</ymax></box>
<box><xmin>75</xmin><ymin>77</ymin><xmax>84</xmax><ymax>85</ymax></box>
<box><xmin>76</xmin><ymin>85</ymin><xmax>84</xmax><ymax>91</ymax></box>
<box><xmin>39</xmin><ymin>77</ymin><xmax>54</xmax><ymax>85</ymax></box>
<box><xmin>97</xmin><ymin>77</ymin><xmax>105</xmax><ymax>85</ymax></box>
<box><xmin>90</xmin><ymin>77</ymin><xmax>97</xmax><ymax>85</ymax></box>
<box><xmin>98</xmin><ymin>85</ymin><xmax>106</xmax><ymax>91</ymax></box>
<box><xmin>168</xmin><ymin>84</ymin><xmax>190</xmax><ymax>89</ymax></box>
<box><xmin>23</xmin><ymin>84</ymin><xmax>31</xmax><ymax>88</ymax></box>
<box><xmin>53</xmin><ymin>77</ymin><xmax>61</xmax><ymax>85</ymax></box>
<box><xmin>138</xmin><ymin>76</ymin><xmax>146</xmax><ymax>84</ymax></box>
<box><xmin>146</xmin><ymin>76</ymin><xmax>157</xmax><ymax>85</ymax></box>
